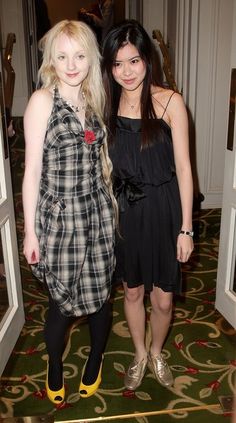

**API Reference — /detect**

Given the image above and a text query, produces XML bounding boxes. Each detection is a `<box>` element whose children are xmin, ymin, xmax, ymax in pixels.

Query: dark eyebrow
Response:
<box><xmin>114</xmin><ymin>55</ymin><xmax>141</xmax><ymax>63</ymax></box>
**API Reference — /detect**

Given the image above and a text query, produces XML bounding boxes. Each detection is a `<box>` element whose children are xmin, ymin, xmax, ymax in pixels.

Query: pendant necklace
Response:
<box><xmin>122</xmin><ymin>95</ymin><xmax>140</xmax><ymax>111</ymax></box>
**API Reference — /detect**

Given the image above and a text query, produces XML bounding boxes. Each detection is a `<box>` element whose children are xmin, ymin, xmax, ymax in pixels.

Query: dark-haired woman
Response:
<box><xmin>102</xmin><ymin>20</ymin><xmax>194</xmax><ymax>391</ymax></box>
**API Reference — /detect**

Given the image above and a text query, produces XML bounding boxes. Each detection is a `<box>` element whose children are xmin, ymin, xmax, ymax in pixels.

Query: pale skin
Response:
<box><xmin>23</xmin><ymin>34</ymin><xmax>89</xmax><ymax>265</ymax></box>
<box><xmin>112</xmin><ymin>42</ymin><xmax>194</xmax><ymax>361</ymax></box>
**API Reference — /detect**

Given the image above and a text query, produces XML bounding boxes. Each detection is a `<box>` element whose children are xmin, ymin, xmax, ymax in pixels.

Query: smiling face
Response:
<box><xmin>52</xmin><ymin>33</ymin><xmax>90</xmax><ymax>88</ymax></box>
<box><xmin>112</xmin><ymin>42</ymin><xmax>147</xmax><ymax>92</ymax></box>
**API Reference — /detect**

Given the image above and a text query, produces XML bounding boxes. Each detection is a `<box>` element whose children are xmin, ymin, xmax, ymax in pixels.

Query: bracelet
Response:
<box><xmin>179</xmin><ymin>230</ymin><xmax>194</xmax><ymax>237</ymax></box>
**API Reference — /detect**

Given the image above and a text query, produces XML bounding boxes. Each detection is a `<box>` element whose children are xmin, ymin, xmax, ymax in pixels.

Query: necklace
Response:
<box><xmin>65</xmin><ymin>91</ymin><xmax>86</xmax><ymax>113</ymax></box>
<box><xmin>128</xmin><ymin>102</ymin><xmax>136</xmax><ymax>110</ymax></box>
<box><xmin>65</xmin><ymin>99</ymin><xmax>86</xmax><ymax>113</ymax></box>
<box><xmin>55</xmin><ymin>86</ymin><xmax>86</xmax><ymax>112</ymax></box>
<box><xmin>122</xmin><ymin>94</ymin><xmax>140</xmax><ymax>110</ymax></box>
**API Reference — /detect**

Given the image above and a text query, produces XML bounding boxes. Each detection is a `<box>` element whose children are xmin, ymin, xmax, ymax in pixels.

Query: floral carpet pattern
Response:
<box><xmin>0</xmin><ymin>119</ymin><xmax>235</xmax><ymax>422</ymax></box>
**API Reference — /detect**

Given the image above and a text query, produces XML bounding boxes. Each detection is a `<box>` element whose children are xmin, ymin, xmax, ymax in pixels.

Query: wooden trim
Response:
<box><xmin>58</xmin><ymin>404</ymin><xmax>221</xmax><ymax>422</ymax></box>
<box><xmin>3</xmin><ymin>33</ymin><xmax>16</xmax><ymax>110</ymax></box>
<box><xmin>153</xmin><ymin>29</ymin><xmax>179</xmax><ymax>92</ymax></box>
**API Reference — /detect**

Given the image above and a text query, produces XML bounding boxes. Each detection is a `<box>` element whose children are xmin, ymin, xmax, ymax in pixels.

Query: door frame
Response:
<box><xmin>0</xmin><ymin>27</ymin><xmax>24</xmax><ymax>376</ymax></box>
<box><xmin>215</xmin><ymin>0</ymin><xmax>236</xmax><ymax>329</ymax></box>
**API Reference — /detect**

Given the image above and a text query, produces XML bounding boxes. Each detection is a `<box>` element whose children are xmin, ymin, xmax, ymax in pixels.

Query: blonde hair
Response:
<box><xmin>38</xmin><ymin>20</ymin><xmax>104</xmax><ymax>122</ymax></box>
<box><xmin>38</xmin><ymin>20</ymin><xmax>118</xmax><ymax>223</ymax></box>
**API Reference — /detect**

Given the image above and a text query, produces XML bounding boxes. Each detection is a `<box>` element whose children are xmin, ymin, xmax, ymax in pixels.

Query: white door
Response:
<box><xmin>0</xmin><ymin>51</ymin><xmax>25</xmax><ymax>376</ymax></box>
<box><xmin>215</xmin><ymin>0</ymin><xmax>236</xmax><ymax>330</ymax></box>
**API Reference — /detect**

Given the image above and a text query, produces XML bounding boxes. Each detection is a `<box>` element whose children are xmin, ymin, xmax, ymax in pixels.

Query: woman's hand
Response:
<box><xmin>23</xmin><ymin>232</ymin><xmax>40</xmax><ymax>264</ymax></box>
<box><xmin>177</xmin><ymin>233</ymin><xmax>194</xmax><ymax>262</ymax></box>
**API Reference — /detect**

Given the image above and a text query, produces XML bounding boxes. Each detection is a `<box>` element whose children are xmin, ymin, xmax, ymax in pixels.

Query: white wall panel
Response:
<box><xmin>194</xmin><ymin>0</ymin><xmax>233</xmax><ymax>207</ymax></box>
<box><xmin>143</xmin><ymin>0</ymin><xmax>164</xmax><ymax>38</ymax></box>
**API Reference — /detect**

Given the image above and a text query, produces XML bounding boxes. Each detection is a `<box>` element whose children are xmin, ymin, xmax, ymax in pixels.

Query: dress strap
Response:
<box><xmin>53</xmin><ymin>85</ymin><xmax>65</xmax><ymax>111</ymax></box>
<box><xmin>161</xmin><ymin>91</ymin><xmax>176</xmax><ymax>119</ymax></box>
<box><xmin>53</xmin><ymin>85</ymin><xmax>60</xmax><ymax>102</ymax></box>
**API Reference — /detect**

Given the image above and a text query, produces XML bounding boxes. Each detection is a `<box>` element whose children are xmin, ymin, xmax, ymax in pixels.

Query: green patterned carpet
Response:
<box><xmin>0</xmin><ymin>119</ymin><xmax>235</xmax><ymax>422</ymax></box>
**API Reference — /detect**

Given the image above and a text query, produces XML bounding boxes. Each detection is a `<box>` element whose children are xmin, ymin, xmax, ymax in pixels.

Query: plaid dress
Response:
<box><xmin>31</xmin><ymin>87</ymin><xmax>115</xmax><ymax>317</ymax></box>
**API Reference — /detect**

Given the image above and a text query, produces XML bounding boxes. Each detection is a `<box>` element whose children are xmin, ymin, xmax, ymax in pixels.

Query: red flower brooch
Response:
<box><xmin>84</xmin><ymin>130</ymin><xmax>96</xmax><ymax>144</ymax></box>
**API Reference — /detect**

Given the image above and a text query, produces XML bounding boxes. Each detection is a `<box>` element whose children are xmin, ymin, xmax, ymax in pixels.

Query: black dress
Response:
<box><xmin>109</xmin><ymin>116</ymin><xmax>182</xmax><ymax>293</ymax></box>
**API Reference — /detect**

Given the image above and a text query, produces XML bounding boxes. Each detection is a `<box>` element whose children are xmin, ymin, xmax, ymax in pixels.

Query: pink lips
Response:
<box><xmin>122</xmin><ymin>78</ymin><xmax>136</xmax><ymax>85</ymax></box>
<box><xmin>66</xmin><ymin>73</ymin><xmax>79</xmax><ymax>78</ymax></box>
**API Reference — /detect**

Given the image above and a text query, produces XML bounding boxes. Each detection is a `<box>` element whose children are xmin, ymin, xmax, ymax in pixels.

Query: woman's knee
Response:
<box><xmin>150</xmin><ymin>289</ymin><xmax>173</xmax><ymax>314</ymax></box>
<box><xmin>159</xmin><ymin>299</ymin><xmax>173</xmax><ymax>315</ymax></box>
<box><xmin>123</xmin><ymin>284</ymin><xmax>144</xmax><ymax>304</ymax></box>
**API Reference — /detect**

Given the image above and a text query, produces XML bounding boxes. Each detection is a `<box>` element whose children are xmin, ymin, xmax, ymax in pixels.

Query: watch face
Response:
<box><xmin>179</xmin><ymin>230</ymin><xmax>194</xmax><ymax>237</ymax></box>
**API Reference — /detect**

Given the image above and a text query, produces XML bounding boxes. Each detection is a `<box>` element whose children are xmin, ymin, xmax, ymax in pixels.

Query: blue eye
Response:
<box><xmin>57</xmin><ymin>55</ymin><xmax>65</xmax><ymax>60</ymax></box>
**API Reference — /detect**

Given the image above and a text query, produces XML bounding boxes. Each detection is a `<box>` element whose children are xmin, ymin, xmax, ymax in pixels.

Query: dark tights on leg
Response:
<box><xmin>82</xmin><ymin>301</ymin><xmax>111</xmax><ymax>385</ymax></box>
<box><xmin>44</xmin><ymin>294</ymin><xmax>75</xmax><ymax>390</ymax></box>
<box><xmin>44</xmin><ymin>295</ymin><xmax>111</xmax><ymax>388</ymax></box>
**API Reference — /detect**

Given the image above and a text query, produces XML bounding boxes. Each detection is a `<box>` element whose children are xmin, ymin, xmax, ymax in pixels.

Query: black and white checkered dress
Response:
<box><xmin>31</xmin><ymin>87</ymin><xmax>115</xmax><ymax>317</ymax></box>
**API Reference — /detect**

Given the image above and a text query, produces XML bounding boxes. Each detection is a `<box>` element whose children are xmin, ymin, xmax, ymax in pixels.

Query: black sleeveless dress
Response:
<box><xmin>109</xmin><ymin>116</ymin><xmax>182</xmax><ymax>293</ymax></box>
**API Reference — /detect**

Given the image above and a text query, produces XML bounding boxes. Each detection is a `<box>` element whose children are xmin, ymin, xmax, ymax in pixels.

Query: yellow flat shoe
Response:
<box><xmin>46</xmin><ymin>362</ymin><xmax>65</xmax><ymax>404</ymax></box>
<box><xmin>79</xmin><ymin>357</ymin><xmax>103</xmax><ymax>398</ymax></box>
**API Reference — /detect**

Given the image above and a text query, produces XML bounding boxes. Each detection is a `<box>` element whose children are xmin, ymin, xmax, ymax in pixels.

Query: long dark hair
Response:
<box><xmin>102</xmin><ymin>19</ymin><xmax>163</xmax><ymax>147</ymax></box>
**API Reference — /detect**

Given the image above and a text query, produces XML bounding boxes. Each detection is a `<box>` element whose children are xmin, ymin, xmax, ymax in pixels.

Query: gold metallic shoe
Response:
<box><xmin>148</xmin><ymin>352</ymin><xmax>174</xmax><ymax>387</ymax></box>
<box><xmin>124</xmin><ymin>357</ymin><xmax>147</xmax><ymax>391</ymax></box>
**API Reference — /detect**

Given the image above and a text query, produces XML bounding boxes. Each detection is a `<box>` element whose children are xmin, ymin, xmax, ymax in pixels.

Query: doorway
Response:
<box><xmin>0</xmin><ymin>26</ymin><xmax>24</xmax><ymax>376</ymax></box>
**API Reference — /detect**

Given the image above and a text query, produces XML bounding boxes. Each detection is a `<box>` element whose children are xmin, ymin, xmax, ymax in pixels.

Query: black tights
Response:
<box><xmin>44</xmin><ymin>294</ymin><xmax>111</xmax><ymax>389</ymax></box>
<box><xmin>83</xmin><ymin>300</ymin><xmax>111</xmax><ymax>384</ymax></box>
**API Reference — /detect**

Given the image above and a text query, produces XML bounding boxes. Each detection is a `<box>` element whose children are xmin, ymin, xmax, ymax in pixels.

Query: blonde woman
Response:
<box><xmin>22</xmin><ymin>20</ymin><xmax>116</xmax><ymax>404</ymax></box>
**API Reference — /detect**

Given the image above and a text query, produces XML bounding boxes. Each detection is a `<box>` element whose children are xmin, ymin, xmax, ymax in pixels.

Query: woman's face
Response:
<box><xmin>112</xmin><ymin>42</ymin><xmax>146</xmax><ymax>91</ymax></box>
<box><xmin>52</xmin><ymin>33</ymin><xmax>90</xmax><ymax>88</ymax></box>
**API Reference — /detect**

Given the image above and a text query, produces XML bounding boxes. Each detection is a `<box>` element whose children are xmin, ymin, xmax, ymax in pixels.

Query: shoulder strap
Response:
<box><xmin>161</xmin><ymin>91</ymin><xmax>175</xmax><ymax>119</ymax></box>
<box><xmin>53</xmin><ymin>85</ymin><xmax>60</xmax><ymax>100</ymax></box>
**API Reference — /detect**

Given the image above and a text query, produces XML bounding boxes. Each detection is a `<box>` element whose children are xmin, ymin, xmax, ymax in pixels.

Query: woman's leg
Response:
<box><xmin>123</xmin><ymin>283</ymin><xmax>148</xmax><ymax>390</ymax></box>
<box><xmin>82</xmin><ymin>301</ymin><xmax>111</xmax><ymax>385</ymax></box>
<box><xmin>123</xmin><ymin>283</ymin><xmax>147</xmax><ymax>361</ymax></box>
<box><xmin>148</xmin><ymin>286</ymin><xmax>174</xmax><ymax>386</ymax></box>
<box><xmin>149</xmin><ymin>286</ymin><xmax>173</xmax><ymax>354</ymax></box>
<box><xmin>44</xmin><ymin>294</ymin><xmax>74</xmax><ymax>390</ymax></box>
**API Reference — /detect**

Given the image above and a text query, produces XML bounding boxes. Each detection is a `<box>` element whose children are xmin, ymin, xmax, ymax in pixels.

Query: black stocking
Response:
<box><xmin>82</xmin><ymin>301</ymin><xmax>111</xmax><ymax>385</ymax></box>
<box><xmin>44</xmin><ymin>294</ymin><xmax>75</xmax><ymax>390</ymax></box>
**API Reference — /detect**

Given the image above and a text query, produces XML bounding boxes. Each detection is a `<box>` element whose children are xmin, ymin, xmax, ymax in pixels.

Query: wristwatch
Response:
<box><xmin>179</xmin><ymin>230</ymin><xmax>194</xmax><ymax>237</ymax></box>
